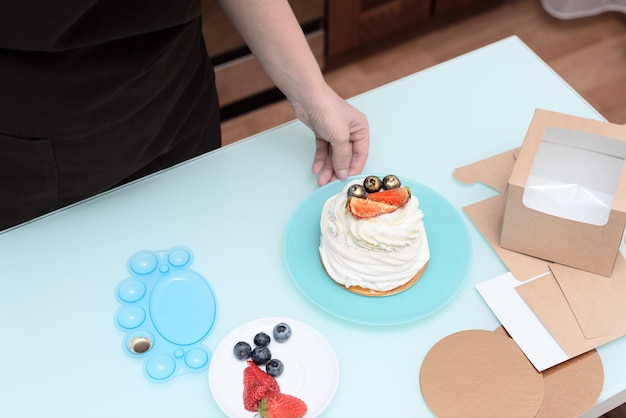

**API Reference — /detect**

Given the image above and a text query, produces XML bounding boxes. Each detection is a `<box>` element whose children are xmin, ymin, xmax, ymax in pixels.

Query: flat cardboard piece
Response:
<box><xmin>452</xmin><ymin>147</ymin><xmax>520</xmax><ymax>193</ymax></box>
<box><xmin>476</xmin><ymin>272</ymin><xmax>569</xmax><ymax>371</ymax></box>
<box><xmin>455</xmin><ymin>146</ymin><xmax>549</xmax><ymax>281</ymax></box>
<box><xmin>464</xmin><ymin>195</ymin><xmax>551</xmax><ymax>281</ymax></box>
<box><xmin>494</xmin><ymin>326</ymin><xmax>604</xmax><ymax>418</ymax></box>
<box><xmin>515</xmin><ymin>273</ymin><xmax>621</xmax><ymax>358</ymax></box>
<box><xmin>535</xmin><ymin>349</ymin><xmax>604</xmax><ymax>418</ymax></box>
<box><xmin>420</xmin><ymin>330</ymin><xmax>544</xmax><ymax>418</ymax></box>
<box><xmin>501</xmin><ymin>109</ymin><xmax>626</xmax><ymax>276</ymax></box>
<box><xmin>550</xmin><ymin>257</ymin><xmax>626</xmax><ymax>338</ymax></box>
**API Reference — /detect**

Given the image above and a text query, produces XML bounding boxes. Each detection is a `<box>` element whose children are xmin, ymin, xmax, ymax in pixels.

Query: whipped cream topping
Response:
<box><xmin>319</xmin><ymin>181</ymin><xmax>430</xmax><ymax>291</ymax></box>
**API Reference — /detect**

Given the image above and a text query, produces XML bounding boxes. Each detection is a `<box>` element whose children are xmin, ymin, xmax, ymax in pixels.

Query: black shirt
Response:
<box><xmin>0</xmin><ymin>1</ymin><xmax>222</xmax><ymax>230</ymax></box>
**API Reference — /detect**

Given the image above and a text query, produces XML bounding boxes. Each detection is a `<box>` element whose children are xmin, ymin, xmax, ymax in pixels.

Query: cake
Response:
<box><xmin>319</xmin><ymin>175</ymin><xmax>430</xmax><ymax>296</ymax></box>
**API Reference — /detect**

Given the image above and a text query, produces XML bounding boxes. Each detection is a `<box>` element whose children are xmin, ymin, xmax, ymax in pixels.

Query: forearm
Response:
<box><xmin>218</xmin><ymin>0</ymin><xmax>369</xmax><ymax>185</ymax></box>
<box><xmin>217</xmin><ymin>0</ymin><xmax>329</xmax><ymax>106</ymax></box>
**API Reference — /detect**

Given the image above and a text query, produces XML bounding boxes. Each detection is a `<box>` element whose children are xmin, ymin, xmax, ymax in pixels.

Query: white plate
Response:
<box><xmin>208</xmin><ymin>317</ymin><xmax>339</xmax><ymax>418</ymax></box>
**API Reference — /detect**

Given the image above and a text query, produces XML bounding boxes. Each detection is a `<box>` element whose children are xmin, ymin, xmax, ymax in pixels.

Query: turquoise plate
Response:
<box><xmin>283</xmin><ymin>176</ymin><xmax>472</xmax><ymax>325</ymax></box>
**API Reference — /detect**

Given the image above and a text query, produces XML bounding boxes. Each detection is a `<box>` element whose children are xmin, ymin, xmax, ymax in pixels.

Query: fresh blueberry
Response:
<box><xmin>253</xmin><ymin>331</ymin><xmax>271</xmax><ymax>347</ymax></box>
<box><xmin>272</xmin><ymin>323</ymin><xmax>292</xmax><ymax>343</ymax></box>
<box><xmin>265</xmin><ymin>359</ymin><xmax>284</xmax><ymax>377</ymax></box>
<box><xmin>233</xmin><ymin>341</ymin><xmax>252</xmax><ymax>360</ymax></box>
<box><xmin>251</xmin><ymin>346</ymin><xmax>272</xmax><ymax>365</ymax></box>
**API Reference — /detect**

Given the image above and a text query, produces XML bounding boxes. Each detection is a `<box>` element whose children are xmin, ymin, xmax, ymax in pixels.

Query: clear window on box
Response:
<box><xmin>523</xmin><ymin>126</ymin><xmax>626</xmax><ymax>226</ymax></box>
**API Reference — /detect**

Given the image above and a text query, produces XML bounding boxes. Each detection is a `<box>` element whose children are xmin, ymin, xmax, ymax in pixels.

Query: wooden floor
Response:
<box><xmin>220</xmin><ymin>0</ymin><xmax>626</xmax><ymax>146</ymax></box>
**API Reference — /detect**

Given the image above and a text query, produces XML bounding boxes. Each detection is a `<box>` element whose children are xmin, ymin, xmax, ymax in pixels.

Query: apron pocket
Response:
<box><xmin>0</xmin><ymin>134</ymin><xmax>58</xmax><ymax>229</ymax></box>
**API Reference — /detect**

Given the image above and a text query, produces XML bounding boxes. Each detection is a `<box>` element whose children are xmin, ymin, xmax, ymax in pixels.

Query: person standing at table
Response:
<box><xmin>0</xmin><ymin>0</ymin><xmax>370</xmax><ymax>231</ymax></box>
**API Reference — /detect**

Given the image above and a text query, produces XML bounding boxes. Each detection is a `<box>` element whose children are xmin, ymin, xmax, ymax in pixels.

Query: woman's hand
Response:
<box><xmin>291</xmin><ymin>86</ymin><xmax>369</xmax><ymax>186</ymax></box>
<box><xmin>218</xmin><ymin>0</ymin><xmax>370</xmax><ymax>185</ymax></box>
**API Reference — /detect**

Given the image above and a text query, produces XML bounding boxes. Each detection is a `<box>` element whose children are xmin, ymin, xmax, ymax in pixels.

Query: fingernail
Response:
<box><xmin>338</xmin><ymin>169</ymin><xmax>348</xmax><ymax>180</ymax></box>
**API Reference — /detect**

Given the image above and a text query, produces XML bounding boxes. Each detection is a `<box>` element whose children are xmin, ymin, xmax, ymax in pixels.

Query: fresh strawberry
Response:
<box><xmin>243</xmin><ymin>360</ymin><xmax>280</xmax><ymax>411</ymax></box>
<box><xmin>257</xmin><ymin>392</ymin><xmax>308</xmax><ymax>418</ymax></box>
<box><xmin>366</xmin><ymin>186</ymin><xmax>411</xmax><ymax>208</ymax></box>
<box><xmin>348</xmin><ymin>197</ymin><xmax>398</xmax><ymax>219</ymax></box>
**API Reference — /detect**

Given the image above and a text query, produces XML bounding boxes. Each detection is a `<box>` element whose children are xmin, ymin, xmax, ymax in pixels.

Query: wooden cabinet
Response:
<box><xmin>433</xmin><ymin>0</ymin><xmax>487</xmax><ymax>15</ymax></box>
<box><xmin>326</xmin><ymin>0</ymin><xmax>501</xmax><ymax>63</ymax></box>
<box><xmin>326</xmin><ymin>0</ymin><xmax>431</xmax><ymax>60</ymax></box>
<box><xmin>204</xmin><ymin>0</ymin><xmax>502</xmax><ymax>117</ymax></box>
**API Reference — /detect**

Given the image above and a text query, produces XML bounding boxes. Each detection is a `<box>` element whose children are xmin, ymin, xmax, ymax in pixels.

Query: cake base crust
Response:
<box><xmin>322</xmin><ymin>259</ymin><xmax>429</xmax><ymax>297</ymax></box>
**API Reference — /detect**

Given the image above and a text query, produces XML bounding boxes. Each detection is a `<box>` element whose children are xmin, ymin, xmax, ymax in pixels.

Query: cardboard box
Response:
<box><xmin>500</xmin><ymin>109</ymin><xmax>626</xmax><ymax>277</ymax></box>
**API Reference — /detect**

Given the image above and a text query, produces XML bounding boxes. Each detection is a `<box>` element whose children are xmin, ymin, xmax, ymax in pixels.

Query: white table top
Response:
<box><xmin>1</xmin><ymin>36</ymin><xmax>624</xmax><ymax>418</ymax></box>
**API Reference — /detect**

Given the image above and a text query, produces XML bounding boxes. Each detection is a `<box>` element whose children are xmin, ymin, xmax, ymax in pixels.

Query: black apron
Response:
<box><xmin>0</xmin><ymin>0</ymin><xmax>222</xmax><ymax>230</ymax></box>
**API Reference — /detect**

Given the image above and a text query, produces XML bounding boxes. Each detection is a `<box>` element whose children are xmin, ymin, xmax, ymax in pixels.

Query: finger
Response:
<box><xmin>317</xmin><ymin>155</ymin><xmax>336</xmax><ymax>186</ymax></box>
<box><xmin>312</xmin><ymin>137</ymin><xmax>329</xmax><ymax>175</ymax></box>
<box><xmin>330</xmin><ymin>139</ymin><xmax>352</xmax><ymax>181</ymax></box>
<box><xmin>347</xmin><ymin>135</ymin><xmax>369</xmax><ymax>176</ymax></box>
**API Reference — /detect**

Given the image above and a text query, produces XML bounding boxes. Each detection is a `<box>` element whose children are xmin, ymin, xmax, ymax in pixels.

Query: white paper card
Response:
<box><xmin>476</xmin><ymin>272</ymin><xmax>569</xmax><ymax>371</ymax></box>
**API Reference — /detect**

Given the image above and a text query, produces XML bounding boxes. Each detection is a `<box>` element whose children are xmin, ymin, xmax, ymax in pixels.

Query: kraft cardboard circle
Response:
<box><xmin>420</xmin><ymin>329</ymin><xmax>544</xmax><ymax>417</ymax></box>
<box><xmin>494</xmin><ymin>326</ymin><xmax>604</xmax><ymax>417</ymax></box>
<box><xmin>535</xmin><ymin>349</ymin><xmax>604</xmax><ymax>418</ymax></box>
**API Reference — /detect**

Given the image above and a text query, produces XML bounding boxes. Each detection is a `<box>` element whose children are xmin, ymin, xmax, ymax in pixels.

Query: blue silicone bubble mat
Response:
<box><xmin>114</xmin><ymin>246</ymin><xmax>217</xmax><ymax>383</ymax></box>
